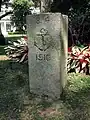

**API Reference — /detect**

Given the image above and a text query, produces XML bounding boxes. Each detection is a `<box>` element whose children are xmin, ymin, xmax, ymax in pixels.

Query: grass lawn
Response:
<box><xmin>5</xmin><ymin>34</ymin><xmax>26</xmax><ymax>42</ymax></box>
<box><xmin>0</xmin><ymin>46</ymin><xmax>6</xmax><ymax>55</ymax></box>
<box><xmin>0</xmin><ymin>60</ymin><xmax>90</xmax><ymax>120</ymax></box>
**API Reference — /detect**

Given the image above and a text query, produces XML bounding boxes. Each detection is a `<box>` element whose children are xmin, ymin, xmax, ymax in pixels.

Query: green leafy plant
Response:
<box><xmin>11</xmin><ymin>0</ymin><xmax>34</xmax><ymax>31</ymax></box>
<box><xmin>4</xmin><ymin>36</ymin><xmax>28</xmax><ymax>63</ymax></box>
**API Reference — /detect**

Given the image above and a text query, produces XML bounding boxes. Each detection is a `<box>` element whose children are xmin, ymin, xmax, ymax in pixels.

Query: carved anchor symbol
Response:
<box><xmin>34</xmin><ymin>28</ymin><xmax>51</xmax><ymax>51</ymax></box>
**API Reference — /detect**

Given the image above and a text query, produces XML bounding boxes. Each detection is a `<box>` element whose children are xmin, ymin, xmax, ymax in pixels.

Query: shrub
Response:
<box><xmin>4</xmin><ymin>36</ymin><xmax>28</xmax><ymax>63</ymax></box>
<box><xmin>68</xmin><ymin>45</ymin><xmax>90</xmax><ymax>74</ymax></box>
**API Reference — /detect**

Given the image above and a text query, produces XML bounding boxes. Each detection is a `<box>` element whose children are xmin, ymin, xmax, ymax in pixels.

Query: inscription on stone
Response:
<box><xmin>34</xmin><ymin>28</ymin><xmax>51</xmax><ymax>61</ymax></box>
<box><xmin>36</xmin><ymin>16</ymin><xmax>41</xmax><ymax>24</ymax></box>
<box><xmin>44</xmin><ymin>15</ymin><xmax>50</xmax><ymax>22</ymax></box>
<box><xmin>36</xmin><ymin>15</ymin><xmax>50</xmax><ymax>24</ymax></box>
<box><xmin>34</xmin><ymin>28</ymin><xmax>52</xmax><ymax>51</ymax></box>
<box><xmin>27</xmin><ymin>13</ymin><xmax>68</xmax><ymax>99</ymax></box>
<box><xmin>36</xmin><ymin>54</ymin><xmax>51</xmax><ymax>61</ymax></box>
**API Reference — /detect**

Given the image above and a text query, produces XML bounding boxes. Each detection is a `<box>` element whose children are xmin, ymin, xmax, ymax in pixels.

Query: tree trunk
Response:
<box><xmin>40</xmin><ymin>0</ymin><xmax>71</xmax><ymax>13</ymax></box>
<box><xmin>0</xmin><ymin>0</ymin><xmax>6</xmax><ymax>45</ymax></box>
<box><xmin>0</xmin><ymin>11</ymin><xmax>13</xmax><ymax>45</ymax></box>
<box><xmin>0</xmin><ymin>23</ymin><xmax>6</xmax><ymax>45</ymax></box>
<box><xmin>40</xmin><ymin>0</ymin><xmax>53</xmax><ymax>12</ymax></box>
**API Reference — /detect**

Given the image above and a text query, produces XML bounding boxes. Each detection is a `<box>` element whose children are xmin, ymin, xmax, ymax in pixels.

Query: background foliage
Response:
<box><xmin>68</xmin><ymin>0</ymin><xmax>90</xmax><ymax>45</ymax></box>
<box><xmin>11</xmin><ymin>0</ymin><xmax>34</xmax><ymax>32</ymax></box>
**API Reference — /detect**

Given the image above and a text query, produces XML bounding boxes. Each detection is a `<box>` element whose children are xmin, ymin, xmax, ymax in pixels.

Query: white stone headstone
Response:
<box><xmin>27</xmin><ymin>13</ymin><xmax>68</xmax><ymax>99</ymax></box>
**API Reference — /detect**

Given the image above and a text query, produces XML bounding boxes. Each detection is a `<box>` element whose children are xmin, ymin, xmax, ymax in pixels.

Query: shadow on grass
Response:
<box><xmin>0</xmin><ymin>60</ymin><xmax>29</xmax><ymax>119</ymax></box>
<box><xmin>0</xmin><ymin>46</ymin><xmax>6</xmax><ymax>55</ymax></box>
<box><xmin>0</xmin><ymin>60</ymin><xmax>53</xmax><ymax>120</ymax></box>
<box><xmin>1</xmin><ymin>60</ymin><xmax>90</xmax><ymax>120</ymax></box>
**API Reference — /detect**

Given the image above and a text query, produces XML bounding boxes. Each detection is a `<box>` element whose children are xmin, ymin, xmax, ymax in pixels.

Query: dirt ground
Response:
<box><xmin>0</xmin><ymin>55</ymin><xmax>10</xmax><ymax>61</ymax></box>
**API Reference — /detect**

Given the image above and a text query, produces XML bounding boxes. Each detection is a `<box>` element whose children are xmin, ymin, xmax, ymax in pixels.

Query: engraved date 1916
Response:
<box><xmin>36</xmin><ymin>54</ymin><xmax>51</xmax><ymax>61</ymax></box>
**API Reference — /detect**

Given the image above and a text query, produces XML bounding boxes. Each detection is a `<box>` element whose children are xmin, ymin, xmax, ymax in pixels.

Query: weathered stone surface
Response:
<box><xmin>27</xmin><ymin>13</ymin><xmax>68</xmax><ymax>99</ymax></box>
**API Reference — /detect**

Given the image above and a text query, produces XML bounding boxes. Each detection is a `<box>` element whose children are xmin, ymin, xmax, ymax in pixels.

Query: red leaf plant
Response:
<box><xmin>68</xmin><ymin>46</ymin><xmax>90</xmax><ymax>74</ymax></box>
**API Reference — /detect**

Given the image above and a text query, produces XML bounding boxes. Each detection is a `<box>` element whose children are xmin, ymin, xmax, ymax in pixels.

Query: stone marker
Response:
<box><xmin>27</xmin><ymin>13</ymin><xmax>68</xmax><ymax>99</ymax></box>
